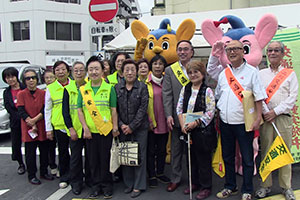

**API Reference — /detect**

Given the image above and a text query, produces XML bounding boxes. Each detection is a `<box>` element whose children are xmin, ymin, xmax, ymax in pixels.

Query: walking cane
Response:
<box><xmin>187</xmin><ymin>132</ymin><xmax>192</xmax><ymax>200</ymax></box>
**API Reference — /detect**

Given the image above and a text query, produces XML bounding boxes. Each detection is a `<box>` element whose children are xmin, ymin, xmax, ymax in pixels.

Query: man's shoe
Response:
<box><xmin>167</xmin><ymin>182</ymin><xmax>179</xmax><ymax>192</ymax></box>
<box><xmin>241</xmin><ymin>193</ymin><xmax>252</xmax><ymax>200</ymax></box>
<box><xmin>29</xmin><ymin>177</ymin><xmax>41</xmax><ymax>185</ymax></box>
<box><xmin>89</xmin><ymin>190</ymin><xmax>100</xmax><ymax>199</ymax></box>
<box><xmin>156</xmin><ymin>174</ymin><xmax>170</xmax><ymax>184</ymax></box>
<box><xmin>17</xmin><ymin>164</ymin><xmax>26</xmax><ymax>175</ymax></box>
<box><xmin>216</xmin><ymin>188</ymin><xmax>238</xmax><ymax>199</ymax></box>
<box><xmin>149</xmin><ymin>177</ymin><xmax>158</xmax><ymax>188</ymax></box>
<box><xmin>183</xmin><ymin>184</ymin><xmax>199</xmax><ymax>195</ymax></box>
<box><xmin>104</xmin><ymin>191</ymin><xmax>113</xmax><ymax>199</ymax></box>
<box><xmin>130</xmin><ymin>190</ymin><xmax>141</xmax><ymax>198</ymax></box>
<box><xmin>196</xmin><ymin>189</ymin><xmax>211</xmax><ymax>200</ymax></box>
<box><xmin>59</xmin><ymin>182</ymin><xmax>68</xmax><ymax>189</ymax></box>
<box><xmin>255</xmin><ymin>187</ymin><xmax>271</xmax><ymax>199</ymax></box>
<box><xmin>72</xmin><ymin>188</ymin><xmax>81</xmax><ymax>195</ymax></box>
<box><xmin>40</xmin><ymin>174</ymin><xmax>54</xmax><ymax>181</ymax></box>
<box><xmin>124</xmin><ymin>187</ymin><xmax>133</xmax><ymax>194</ymax></box>
<box><xmin>282</xmin><ymin>188</ymin><xmax>296</xmax><ymax>200</ymax></box>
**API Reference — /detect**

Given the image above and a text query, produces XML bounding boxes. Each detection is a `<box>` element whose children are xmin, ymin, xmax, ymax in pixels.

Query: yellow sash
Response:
<box><xmin>170</xmin><ymin>62</ymin><xmax>190</xmax><ymax>86</ymax></box>
<box><xmin>225</xmin><ymin>67</ymin><xmax>244</xmax><ymax>103</ymax></box>
<box><xmin>80</xmin><ymin>87</ymin><xmax>112</xmax><ymax>136</ymax></box>
<box><xmin>265</xmin><ymin>68</ymin><xmax>293</xmax><ymax>104</ymax></box>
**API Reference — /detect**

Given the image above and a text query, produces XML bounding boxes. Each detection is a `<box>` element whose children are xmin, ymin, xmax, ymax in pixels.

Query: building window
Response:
<box><xmin>12</xmin><ymin>21</ymin><xmax>30</xmax><ymax>41</ymax></box>
<box><xmin>0</xmin><ymin>24</ymin><xmax>1</xmax><ymax>42</ymax></box>
<box><xmin>48</xmin><ymin>0</ymin><xmax>80</xmax><ymax>4</ymax></box>
<box><xmin>11</xmin><ymin>0</ymin><xmax>27</xmax><ymax>2</ymax></box>
<box><xmin>46</xmin><ymin>21</ymin><xmax>81</xmax><ymax>41</ymax></box>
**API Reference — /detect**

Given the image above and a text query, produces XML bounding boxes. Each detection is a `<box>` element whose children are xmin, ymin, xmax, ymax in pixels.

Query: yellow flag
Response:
<box><xmin>212</xmin><ymin>136</ymin><xmax>225</xmax><ymax>178</ymax></box>
<box><xmin>259</xmin><ymin>136</ymin><xmax>294</xmax><ymax>182</ymax></box>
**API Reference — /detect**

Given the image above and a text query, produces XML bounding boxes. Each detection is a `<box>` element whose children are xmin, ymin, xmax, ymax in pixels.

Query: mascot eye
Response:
<box><xmin>243</xmin><ymin>44</ymin><xmax>250</xmax><ymax>54</ymax></box>
<box><xmin>161</xmin><ymin>41</ymin><xmax>169</xmax><ymax>50</ymax></box>
<box><xmin>148</xmin><ymin>41</ymin><xmax>154</xmax><ymax>50</ymax></box>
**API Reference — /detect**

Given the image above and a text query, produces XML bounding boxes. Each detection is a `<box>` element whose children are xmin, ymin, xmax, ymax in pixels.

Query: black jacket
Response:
<box><xmin>115</xmin><ymin>79</ymin><xmax>149</xmax><ymax>132</ymax></box>
<box><xmin>3</xmin><ymin>83</ymin><xmax>26</xmax><ymax>128</ymax></box>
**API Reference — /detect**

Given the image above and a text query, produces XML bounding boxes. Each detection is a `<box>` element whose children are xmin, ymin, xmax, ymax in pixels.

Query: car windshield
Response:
<box><xmin>0</xmin><ymin>66</ymin><xmax>22</xmax><ymax>89</ymax></box>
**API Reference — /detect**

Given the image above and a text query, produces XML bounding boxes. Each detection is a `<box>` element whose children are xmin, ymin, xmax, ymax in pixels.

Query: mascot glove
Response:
<box><xmin>134</xmin><ymin>37</ymin><xmax>148</xmax><ymax>61</ymax></box>
<box><xmin>212</xmin><ymin>40</ymin><xmax>225</xmax><ymax>58</ymax></box>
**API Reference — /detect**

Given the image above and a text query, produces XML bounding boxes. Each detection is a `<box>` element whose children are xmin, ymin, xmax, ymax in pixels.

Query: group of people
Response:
<box><xmin>2</xmin><ymin>38</ymin><xmax>298</xmax><ymax>200</ymax></box>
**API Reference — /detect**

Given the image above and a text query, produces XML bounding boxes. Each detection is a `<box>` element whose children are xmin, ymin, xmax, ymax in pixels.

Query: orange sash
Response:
<box><xmin>225</xmin><ymin>67</ymin><xmax>244</xmax><ymax>103</ymax></box>
<box><xmin>265</xmin><ymin>68</ymin><xmax>293</xmax><ymax>104</ymax></box>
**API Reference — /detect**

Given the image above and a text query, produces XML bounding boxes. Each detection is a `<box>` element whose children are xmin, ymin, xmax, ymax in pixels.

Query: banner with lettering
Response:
<box><xmin>259</xmin><ymin>136</ymin><xmax>294</xmax><ymax>182</ymax></box>
<box><xmin>272</xmin><ymin>27</ymin><xmax>300</xmax><ymax>163</ymax></box>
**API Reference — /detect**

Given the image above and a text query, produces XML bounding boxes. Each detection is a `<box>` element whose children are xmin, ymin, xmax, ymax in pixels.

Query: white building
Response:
<box><xmin>0</xmin><ymin>0</ymin><xmax>141</xmax><ymax>67</ymax></box>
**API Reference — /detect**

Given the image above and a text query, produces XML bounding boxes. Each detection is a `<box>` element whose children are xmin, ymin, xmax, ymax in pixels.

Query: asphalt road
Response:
<box><xmin>0</xmin><ymin>133</ymin><xmax>300</xmax><ymax>200</ymax></box>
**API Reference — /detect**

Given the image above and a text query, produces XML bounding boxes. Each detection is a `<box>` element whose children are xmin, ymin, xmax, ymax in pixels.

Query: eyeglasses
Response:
<box><xmin>225</xmin><ymin>47</ymin><xmax>243</xmax><ymax>53</ymax></box>
<box><xmin>267</xmin><ymin>49</ymin><xmax>281</xmax><ymax>53</ymax></box>
<box><xmin>25</xmin><ymin>76</ymin><xmax>37</xmax><ymax>81</ymax></box>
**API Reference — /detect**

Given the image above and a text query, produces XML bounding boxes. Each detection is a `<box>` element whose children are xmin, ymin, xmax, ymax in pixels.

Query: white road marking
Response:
<box><xmin>45</xmin><ymin>185</ymin><xmax>71</xmax><ymax>200</ymax></box>
<box><xmin>90</xmin><ymin>3</ymin><xmax>117</xmax><ymax>12</ymax></box>
<box><xmin>0</xmin><ymin>147</ymin><xmax>60</xmax><ymax>155</ymax></box>
<box><xmin>0</xmin><ymin>189</ymin><xmax>9</xmax><ymax>196</ymax></box>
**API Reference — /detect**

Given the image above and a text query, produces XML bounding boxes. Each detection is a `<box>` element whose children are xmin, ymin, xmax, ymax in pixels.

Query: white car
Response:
<box><xmin>0</xmin><ymin>63</ymin><xmax>46</xmax><ymax>134</ymax></box>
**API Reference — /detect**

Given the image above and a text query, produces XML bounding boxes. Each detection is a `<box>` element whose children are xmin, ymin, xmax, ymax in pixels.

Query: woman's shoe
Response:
<box><xmin>131</xmin><ymin>190</ymin><xmax>141</xmax><ymax>198</ymax></box>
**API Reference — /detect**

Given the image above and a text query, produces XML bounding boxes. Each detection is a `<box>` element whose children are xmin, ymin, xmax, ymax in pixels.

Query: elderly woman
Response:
<box><xmin>107</xmin><ymin>52</ymin><xmax>130</xmax><ymax>85</ymax></box>
<box><xmin>177</xmin><ymin>60</ymin><xmax>216</xmax><ymax>200</ymax></box>
<box><xmin>78</xmin><ymin>56</ymin><xmax>119</xmax><ymax>199</ymax></box>
<box><xmin>45</xmin><ymin>60</ymin><xmax>73</xmax><ymax>188</ymax></box>
<box><xmin>115</xmin><ymin>59</ymin><xmax>149</xmax><ymax>198</ymax></box>
<box><xmin>62</xmin><ymin>61</ymin><xmax>91</xmax><ymax>195</ymax></box>
<box><xmin>17</xmin><ymin>69</ymin><xmax>53</xmax><ymax>185</ymax></box>
<box><xmin>2</xmin><ymin>67</ymin><xmax>26</xmax><ymax>175</ymax></box>
<box><xmin>145</xmin><ymin>55</ymin><xmax>170</xmax><ymax>188</ymax></box>
<box><xmin>137</xmin><ymin>58</ymin><xmax>150</xmax><ymax>82</ymax></box>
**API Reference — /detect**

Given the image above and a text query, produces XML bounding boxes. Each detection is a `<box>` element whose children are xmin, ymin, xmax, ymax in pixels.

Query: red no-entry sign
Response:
<box><xmin>89</xmin><ymin>0</ymin><xmax>119</xmax><ymax>23</ymax></box>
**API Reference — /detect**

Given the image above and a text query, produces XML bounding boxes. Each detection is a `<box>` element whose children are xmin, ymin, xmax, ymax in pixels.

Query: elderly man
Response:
<box><xmin>213</xmin><ymin>40</ymin><xmax>266</xmax><ymax>200</ymax></box>
<box><xmin>162</xmin><ymin>40</ymin><xmax>194</xmax><ymax>192</ymax></box>
<box><xmin>255</xmin><ymin>41</ymin><xmax>298</xmax><ymax>200</ymax></box>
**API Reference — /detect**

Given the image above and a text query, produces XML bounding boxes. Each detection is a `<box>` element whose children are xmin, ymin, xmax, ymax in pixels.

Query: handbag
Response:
<box><xmin>109</xmin><ymin>138</ymin><xmax>120</xmax><ymax>173</ymax></box>
<box><xmin>118</xmin><ymin>136</ymin><xmax>140</xmax><ymax>166</ymax></box>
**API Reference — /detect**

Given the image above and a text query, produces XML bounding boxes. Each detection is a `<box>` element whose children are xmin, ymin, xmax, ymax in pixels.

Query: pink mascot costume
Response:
<box><xmin>201</xmin><ymin>14</ymin><xmax>278</xmax><ymax>175</ymax></box>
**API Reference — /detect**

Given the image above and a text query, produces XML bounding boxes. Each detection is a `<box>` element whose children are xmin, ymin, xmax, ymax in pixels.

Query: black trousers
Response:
<box><xmin>11</xmin><ymin>124</ymin><xmax>23</xmax><ymax>164</ymax></box>
<box><xmin>147</xmin><ymin>131</ymin><xmax>169</xmax><ymax>178</ymax></box>
<box><xmin>25</xmin><ymin>140</ymin><xmax>49</xmax><ymax>180</ymax></box>
<box><xmin>48</xmin><ymin>136</ymin><xmax>57</xmax><ymax>169</ymax></box>
<box><xmin>55</xmin><ymin>130</ymin><xmax>70</xmax><ymax>182</ymax></box>
<box><xmin>69</xmin><ymin>138</ymin><xmax>92</xmax><ymax>189</ymax></box>
<box><xmin>189</xmin><ymin>132</ymin><xmax>213</xmax><ymax>189</ymax></box>
<box><xmin>85</xmin><ymin>133</ymin><xmax>113</xmax><ymax>193</ymax></box>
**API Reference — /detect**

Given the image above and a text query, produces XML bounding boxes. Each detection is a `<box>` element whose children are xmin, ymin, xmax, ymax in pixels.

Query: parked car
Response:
<box><xmin>0</xmin><ymin>63</ymin><xmax>46</xmax><ymax>135</ymax></box>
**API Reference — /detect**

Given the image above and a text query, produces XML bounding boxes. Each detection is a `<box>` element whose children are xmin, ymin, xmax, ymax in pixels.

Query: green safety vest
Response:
<box><xmin>81</xmin><ymin>80</ymin><xmax>112</xmax><ymax>134</ymax></box>
<box><xmin>64</xmin><ymin>82</ymin><xmax>83</xmax><ymax>138</ymax></box>
<box><xmin>48</xmin><ymin>78</ymin><xmax>75</xmax><ymax>130</ymax></box>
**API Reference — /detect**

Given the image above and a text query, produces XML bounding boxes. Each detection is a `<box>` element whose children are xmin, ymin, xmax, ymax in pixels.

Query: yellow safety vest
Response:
<box><xmin>107</xmin><ymin>71</ymin><xmax>118</xmax><ymax>86</ymax></box>
<box><xmin>80</xmin><ymin>80</ymin><xmax>113</xmax><ymax>135</ymax></box>
<box><xmin>145</xmin><ymin>76</ymin><xmax>156</xmax><ymax>128</ymax></box>
<box><xmin>48</xmin><ymin>78</ymin><xmax>74</xmax><ymax>130</ymax></box>
<box><xmin>64</xmin><ymin>82</ymin><xmax>83</xmax><ymax>138</ymax></box>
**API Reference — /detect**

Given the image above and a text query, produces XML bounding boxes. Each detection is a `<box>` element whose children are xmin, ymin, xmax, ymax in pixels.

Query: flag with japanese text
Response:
<box><xmin>272</xmin><ymin>28</ymin><xmax>300</xmax><ymax>163</ymax></box>
<box><xmin>259</xmin><ymin>136</ymin><xmax>294</xmax><ymax>182</ymax></box>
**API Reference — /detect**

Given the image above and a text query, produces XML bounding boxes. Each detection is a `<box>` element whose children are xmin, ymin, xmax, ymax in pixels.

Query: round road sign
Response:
<box><xmin>89</xmin><ymin>0</ymin><xmax>119</xmax><ymax>23</ymax></box>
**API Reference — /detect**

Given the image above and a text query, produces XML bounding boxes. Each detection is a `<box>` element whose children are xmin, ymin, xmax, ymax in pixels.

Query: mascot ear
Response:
<box><xmin>201</xmin><ymin>19</ymin><xmax>223</xmax><ymax>46</ymax></box>
<box><xmin>131</xmin><ymin>20</ymin><xmax>150</xmax><ymax>40</ymax></box>
<box><xmin>255</xmin><ymin>14</ymin><xmax>278</xmax><ymax>49</ymax></box>
<box><xmin>176</xmin><ymin>19</ymin><xmax>196</xmax><ymax>41</ymax></box>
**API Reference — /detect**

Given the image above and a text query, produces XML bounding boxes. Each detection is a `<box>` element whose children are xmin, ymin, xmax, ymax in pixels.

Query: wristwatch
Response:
<box><xmin>112</xmin><ymin>129</ymin><xmax>119</xmax><ymax>133</ymax></box>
